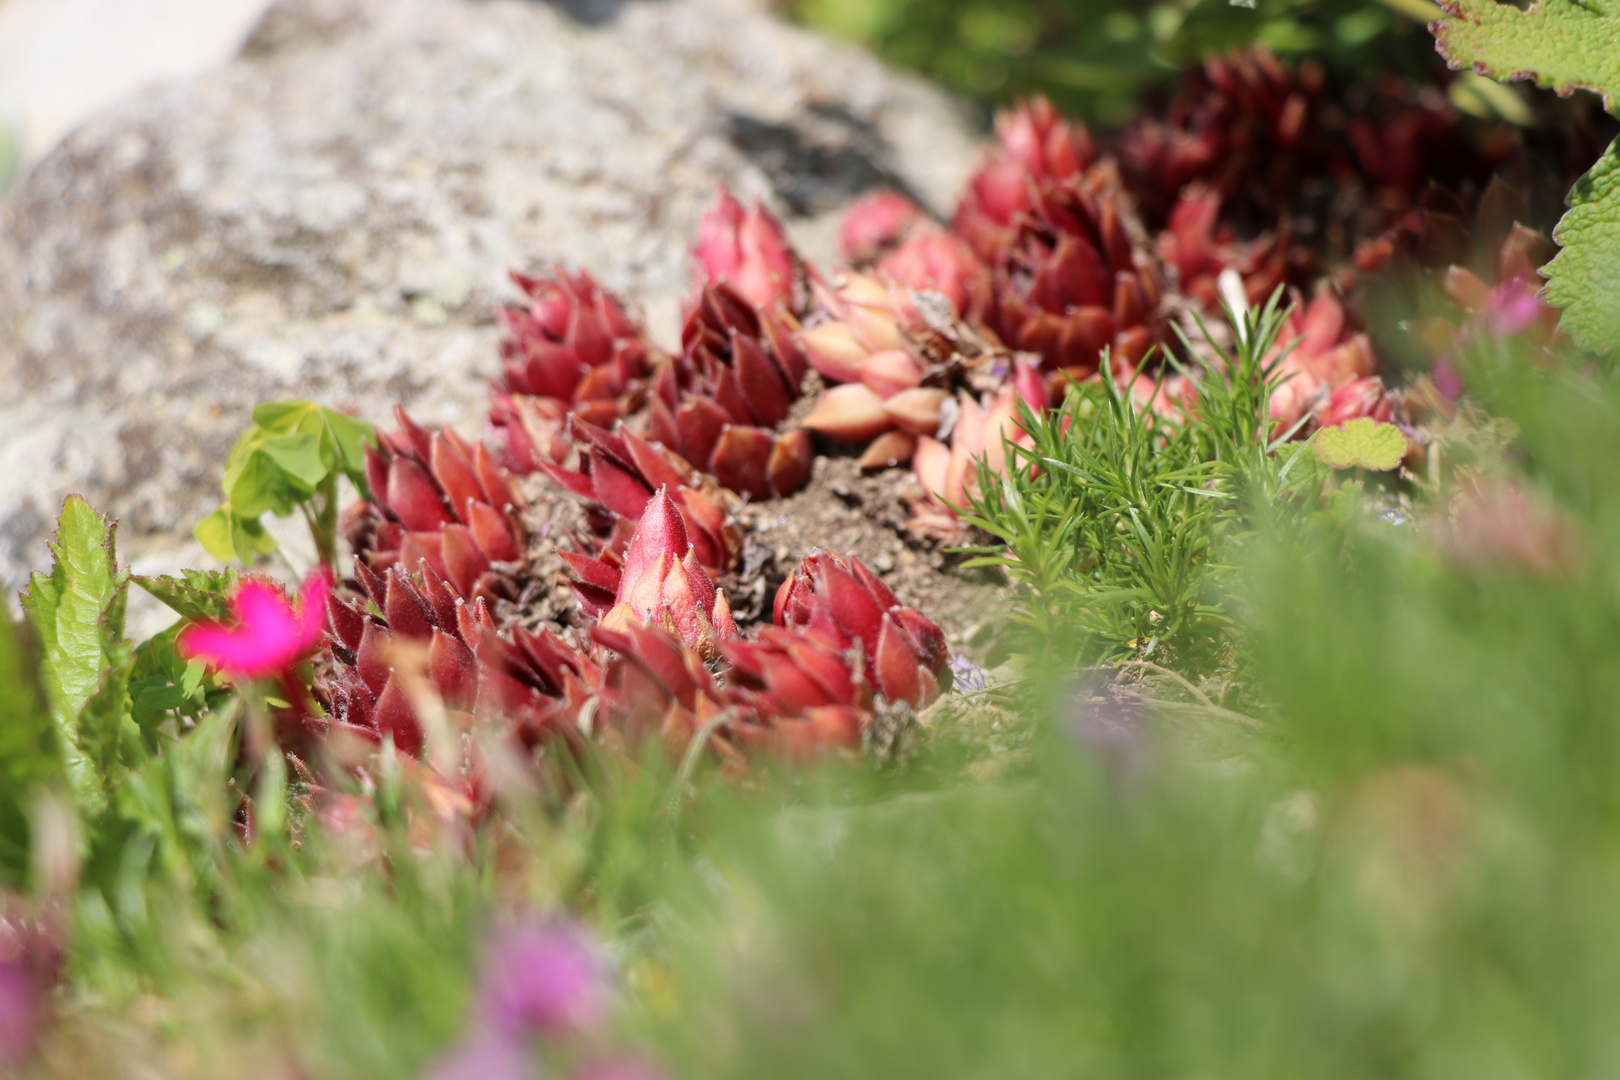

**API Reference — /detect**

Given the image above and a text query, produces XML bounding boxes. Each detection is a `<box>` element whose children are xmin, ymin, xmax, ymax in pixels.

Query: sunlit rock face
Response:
<box><xmin>0</xmin><ymin>0</ymin><xmax>979</xmax><ymax>597</ymax></box>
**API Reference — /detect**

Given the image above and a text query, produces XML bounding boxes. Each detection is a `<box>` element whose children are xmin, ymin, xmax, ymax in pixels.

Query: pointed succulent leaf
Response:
<box><xmin>1313</xmin><ymin>418</ymin><xmax>1408</xmax><ymax>471</ymax></box>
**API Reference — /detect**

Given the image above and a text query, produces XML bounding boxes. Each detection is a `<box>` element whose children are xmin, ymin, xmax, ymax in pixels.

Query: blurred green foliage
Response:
<box><xmin>9</xmin><ymin>308</ymin><xmax>1620</xmax><ymax>1078</ymax></box>
<box><xmin>783</xmin><ymin>0</ymin><xmax>1448</xmax><ymax>122</ymax></box>
<box><xmin>628</xmin><ymin>330</ymin><xmax>1620</xmax><ymax>1080</ymax></box>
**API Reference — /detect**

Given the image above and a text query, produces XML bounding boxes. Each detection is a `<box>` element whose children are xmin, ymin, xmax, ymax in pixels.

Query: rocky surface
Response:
<box><xmin>0</xmin><ymin>0</ymin><xmax>982</xmax><ymax>598</ymax></box>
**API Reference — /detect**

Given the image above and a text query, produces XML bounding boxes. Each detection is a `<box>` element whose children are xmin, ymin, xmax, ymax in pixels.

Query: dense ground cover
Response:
<box><xmin>4</xmin><ymin>3</ymin><xmax>1620</xmax><ymax>1077</ymax></box>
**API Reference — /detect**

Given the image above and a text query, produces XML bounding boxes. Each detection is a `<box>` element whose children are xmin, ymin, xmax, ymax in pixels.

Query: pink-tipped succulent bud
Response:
<box><xmin>694</xmin><ymin>186</ymin><xmax>796</xmax><ymax>312</ymax></box>
<box><xmin>799</xmin><ymin>322</ymin><xmax>868</xmax><ymax>384</ymax></box>
<box><xmin>1267</xmin><ymin>359</ymin><xmax>1324</xmax><ymax>431</ymax></box>
<box><xmin>1320</xmin><ymin>376</ymin><xmax>1395</xmax><ymax>427</ymax></box>
<box><xmin>975</xmin><ymin>172</ymin><xmax>1163</xmax><ymax>377</ymax></box>
<box><xmin>720</xmin><ymin>626</ymin><xmax>875</xmax><ymax>754</ymax></box>
<box><xmin>499</xmin><ymin>268</ymin><xmax>649</xmax><ymax>406</ymax></box>
<box><xmin>708</xmin><ymin>424</ymin><xmax>812</xmax><ymax>501</ymax></box>
<box><xmin>840</xmin><ymin>190</ymin><xmax>924</xmax><ymax>264</ymax></box>
<box><xmin>912</xmin><ymin>434</ymin><xmax>951</xmax><ymax>503</ymax></box>
<box><xmin>799</xmin><ymin>273</ymin><xmax>912</xmax><ymax>385</ymax></box>
<box><xmin>490</xmin><ymin>393</ymin><xmax>572</xmax><ymax>472</ymax></box>
<box><xmin>354</xmin><ymin>409</ymin><xmax>524</xmax><ymax>606</ymax></box>
<box><xmin>802</xmin><ymin>383</ymin><xmax>895</xmax><ymax>444</ymax></box>
<box><xmin>953</xmin><ymin>97</ymin><xmax>1098</xmax><ymax>258</ymax></box>
<box><xmin>885</xmin><ymin>387</ymin><xmax>948</xmax><ymax>436</ymax></box>
<box><xmin>1266</xmin><ymin>290</ymin><xmax>1378</xmax><ymax>407</ymax></box>
<box><xmin>544</xmin><ymin>418</ymin><xmax>737</xmax><ymax>571</ymax></box>
<box><xmin>772</xmin><ymin>551</ymin><xmax>949</xmax><ymax>707</ymax></box>
<box><xmin>875</xmin><ymin>223</ymin><xmax>986</xmax><ymax>318</ymax></box>
<box><xmin>1012</xmin><ymin>356</ymin><xmax>1048</xmax><ymax>414</ymax></box>
<box><xmin>1476</xmin><ymin>277</ymin><xmax>1548</xmax><ymax>340</ymax></box>
<box><xmin>996</xmin><ymin>95</ymin><xmax>1094</xmax><ymax>186</ymax></box>
<box><xmin>597</xmin><ymin>488</ymin><xmax>739</xmax><ymax>657</ymax></box>
<box><xmin>1128</xmin><ymin>372</ymin><xmax>1196</xmax><ymax>422</ymax></box>
<box><xmin>858</xmin><ymin>429</ymin><xmax>917</xmax><ymax>472</ymax></box>
<box><xmin>978</xmin><ymin>385</ymin><xmax>1038</xmax><ymax>478</ymax></box>
<box><xmin>859</xmin><ymin>349</ymin><xmax>925</xmax><ymax>398</ymax></box>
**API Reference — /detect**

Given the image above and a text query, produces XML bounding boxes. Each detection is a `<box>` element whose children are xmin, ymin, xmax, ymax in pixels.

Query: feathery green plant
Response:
<box><xmin>957</xmin><ymin>293</ymin><xmax>1323</xmax><ymax>668</ymax></box>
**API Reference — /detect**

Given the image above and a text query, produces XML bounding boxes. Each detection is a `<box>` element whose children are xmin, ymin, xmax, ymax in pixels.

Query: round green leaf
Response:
<box><xmin>1313</xmin><ymin>418</ymin><xmax>1408</xmax><ymax>471</ymax></box>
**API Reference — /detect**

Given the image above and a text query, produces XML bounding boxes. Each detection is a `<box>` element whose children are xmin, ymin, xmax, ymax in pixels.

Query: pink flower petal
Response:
<box><xmin>178</xmin><ymin>570</ymin><xmax>333</xmax><ymax>678</ymax></box>
<box><xmin>232</xmin><ymin>582</ymin><xmax>303</xmax><ymax>646</ymax></box>
<box><xmin>178</xmin><ymin>622</ymin><xmax>294</xmax><ymax>676</ymax></box>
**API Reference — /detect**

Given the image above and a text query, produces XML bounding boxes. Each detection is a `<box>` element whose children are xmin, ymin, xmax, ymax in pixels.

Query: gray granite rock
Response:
<box><xmin>0</xmin><ymin>0</ymin><xmax>981</xmax><ymax>598</ymax></box>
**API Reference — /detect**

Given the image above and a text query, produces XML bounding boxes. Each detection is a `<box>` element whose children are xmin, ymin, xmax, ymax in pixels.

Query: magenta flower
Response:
<box><xmin>178</xmin><ymin>570</ymin><xmax>332</xmax><ymax>678</ymax></box>
<box><xmin>479</xmin><ymin>920</ymin><xmax>606</xmax><ymax>1039</ymax></box>
<box><xmin>0</xmin><ymin>957</ymin><xmax>38</xmax><ymax>1071</ymax></box>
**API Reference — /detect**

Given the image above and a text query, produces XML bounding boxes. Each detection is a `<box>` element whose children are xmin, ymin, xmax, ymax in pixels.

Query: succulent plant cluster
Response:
<box><xmin>295</xmin><ymin>46</ymin><xmax>1570</xmax><ymax>778</ymax></box>
<box><xmin>317</xmin><ymin>457</ymin><xmax>948</xmax><ymax>768</ymax></box>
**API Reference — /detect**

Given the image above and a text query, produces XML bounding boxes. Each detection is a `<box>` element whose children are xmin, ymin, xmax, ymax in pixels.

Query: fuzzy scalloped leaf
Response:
<box><xmin>18</xmin><ymin>496</ymin><xmax>131</xmax><ymax>814</ymax></box>
<box><xmin>1314</xmin><ymin>419</ymin><xmax>1408</xmax><ymax>471</ymax></box>
<box><xmin>1432</xmin><ymin>0</ymin><xmax>1620</xmax><ymax>111</ymax></box>
<box><xmin>1543</xmin><ymin>137</ymin><xmax>1620</xmax><ymax>353</ymax></box>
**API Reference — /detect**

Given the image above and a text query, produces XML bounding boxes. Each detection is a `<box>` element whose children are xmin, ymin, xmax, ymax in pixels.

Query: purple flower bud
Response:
<box><xmin>421</xmin><ymin>1035</ymin><xmax>536</xmax><ymax>1080</ymax></box>
<box><xmin>479</xmin><ymin>919</ymin><xmax>605</xmax><ymax>1039</ymax></box>
<box><xmin>948</xmin><ymin>652</ymin><xmax>988</xmax><ymax>695</ymax></box>
<box><xmin>0</xmin><ymin>957</ymin><xmax>38</xmax><ymax>1071</ymax></box>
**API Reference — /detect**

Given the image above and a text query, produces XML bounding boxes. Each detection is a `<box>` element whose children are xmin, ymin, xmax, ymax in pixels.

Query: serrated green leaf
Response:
<box><xmin>1543</xmin><ymin>137</ymin><xmax>1620</xmax><ymax>354</ymax></box>
<box><xmin>1432</xmin><ymin>0</ymin><xmax>1620</xmax><ymax>111</ymax></box>
<box><xmin>18</xmin><ymin>496</ymin><xmax>131</xmax><ymax>814</ymax></box>
<box><xmin>1313</xmin><ymin>418</ymin><xmax>1409</xmax><ymax>471</ymax></box>
<box><xmin>133</xmin><ymin>569</ymin><xmax>240</xmax><ymax>623</ymax></box>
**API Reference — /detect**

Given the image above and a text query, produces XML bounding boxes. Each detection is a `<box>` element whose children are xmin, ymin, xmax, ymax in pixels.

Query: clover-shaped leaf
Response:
<box><xmin>196</xmin><ymin>400</ymin><xmax>375</xmax><ymax>566</ymax></box>
<box><xmin>1313</xmin><ymin>418</ymin><xmax>1408</xmax><ymax>471</ymax></box>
